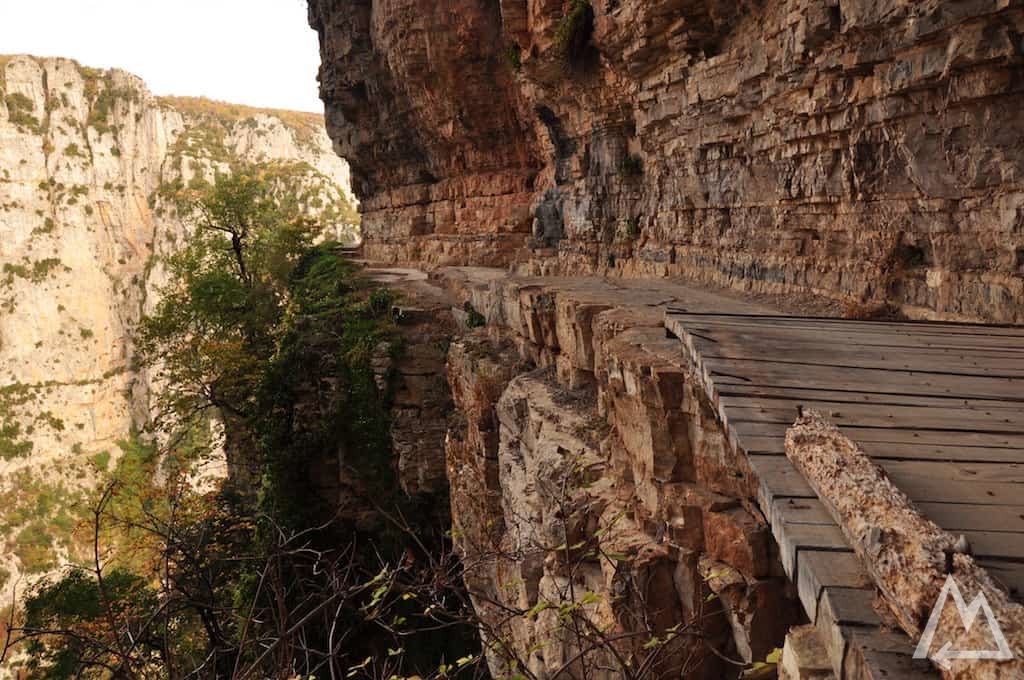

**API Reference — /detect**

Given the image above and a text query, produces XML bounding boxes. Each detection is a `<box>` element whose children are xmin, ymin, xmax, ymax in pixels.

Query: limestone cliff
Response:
<box><xmin>310</xmin><ymin>0</ymin><xmax>1024</xmax><ymax>322</ymax></box>
<box><xmin>0</xmin><ymin>55</ymin><xmax>357</xmax><ymax>589</ymax></box>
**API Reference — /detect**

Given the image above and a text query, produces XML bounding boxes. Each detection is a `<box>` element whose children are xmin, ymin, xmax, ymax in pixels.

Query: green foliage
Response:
<box><xmin>554</xmin><ymin>0</ymin><xmax>594</xmax><ymax>63</ymax></box>
<box><xmin>159</xmin><ymin>95</ymin><xmax>325</xmax><ymax>152</ymax></box>
<box><xmin>505</xmin><ymin>45</ymin><xmax>522</xmax><ymax>71</ymax></box>
<box><xmin>3</xmin><ymin>258</ymin><xmax>64</xmax><ymax>284</ymax></box>
<box><xmin>0</xmin><ymin>420</ymin><xmax>32</xmax><ymax>460</ymax></box>
<box><xmin>139</xmin><ymin>168</ymin><xmax>322</xmax><ymax>440</ymax></box>
<box><xmin>83</xmin><ymin>70</ymin><xmax>138</xmax><ymax>136</ymax></box>
<box><xmin>256</xmin><ymin>244</ymin><xmax>399</xmax><ymax>529</ymax></box>
<box><xmin>88</xmin><ymin>450</ymin><xmax>109</xmax><ymax>471</ymax></box>
<box><xmin>5</xmin><ymin>92</ymin><xmax>42</xmax><ymax>134</ymax></box>
<box><xmin>63</xmin><ymin>143</ymin><xmax>82</xmax><ymax>157</ymax></box>
<box><xmin>17</xmin><ymin>166</ymin><xmax>480</xmax><ymax>679</ymax></box>
<box><xmin>22</xmin><ymin>568</ymin><xmax>159</xmax><ymax>679</ymax></box>
<box><xmin>463</xmin><ymin>301</ymin><xmax>486</xmax><ymax>328</ymax></box>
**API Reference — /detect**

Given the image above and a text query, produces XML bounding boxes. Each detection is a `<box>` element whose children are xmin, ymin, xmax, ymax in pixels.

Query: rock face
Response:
<box><xmin>441</xmin><ymin>270</ymin><xmax>801</xmax><ymax>677</ymax></box>
<box><xmin>0</xmin><ymin>55</ymin><xmax>357</xmax><ymax>588</ymax></box>
<box><xmin>310</xmin><ymin>0</ymin><xmax>1024</xmax><ymax>322</ymax></box>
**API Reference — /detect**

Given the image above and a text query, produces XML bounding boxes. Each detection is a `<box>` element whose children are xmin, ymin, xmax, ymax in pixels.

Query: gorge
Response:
<box><xmin>0</xmin><ymin>54</ymin><xmax>357</xmax><ymax>598</ymax></box>
<box><xmin>1</xmin><ymin>0</ymin><xmax>1023</xmax><ymax>677</ymax></box>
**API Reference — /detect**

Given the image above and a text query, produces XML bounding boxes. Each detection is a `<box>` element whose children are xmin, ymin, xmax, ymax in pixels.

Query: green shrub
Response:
<box><xmin>463</xmin><ymin>301</ymin><xmax>486</xmax><ymax>328</ymax></box>
<box><xmin>5</xmin><ymin>92</ymin><xmax>42</xmax><ymax>134</ymax></box>
<box><xmin>554</xmin><ymin>0</ymin><xmax>594</xmax><ymax>63</ymax></box>
<box><xmin>505</xmin><ymin>45</ymin><xmax>522</xmax><ymax>71</ymax></box>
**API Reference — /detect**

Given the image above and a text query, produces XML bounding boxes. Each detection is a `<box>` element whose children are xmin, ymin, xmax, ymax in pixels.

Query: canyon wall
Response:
<box><xmin>0</xmin><ymin>55</ymin><xmax>357</xmax><ymax>589</ymax></box>
<box><xmin>436</xmin><ymin>270</ymin><xmax>802</xmax><ymax>677</ymax></box>
<box><xmin>310</xmin><ymin>0</ymin><xmax>1024</xmax><ymax>322</ymax></box>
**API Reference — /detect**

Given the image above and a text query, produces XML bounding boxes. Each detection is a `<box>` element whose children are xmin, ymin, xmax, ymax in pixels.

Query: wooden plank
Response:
<box><xmin>879</xmin><ymin>460</ymin><xmax>1024</xmax><ymax>484</ymax></box>
<box><xmin>797</xmin><ymin>550</ymin><xmax>874</xmax><ymax>624</ymax></box>
<box><xmin>668</xmin><ymin>318</ymin><xmax>1024</xmax><ymax>353</ymax></box>
<box><xmin>774</xmin><ymin>498</ymin><xmax>836</xmax><ymax>526</ymax></box>
<box><xmin>723</xmin><ymin>400</ymin><xmax>1024</xmax><ymax>434</ymax></box>
<box><xmin>701</xmin><ymin>356</ymin><xmax>1024</xmax><ymax>401</ymax></box>
<box><xmin>666</xmin><ymin>311</ymin><xmax>1024</xmax><ymax>338</ymax></box>
<box><xmin>686</xmin><ymin>332</ymin><xmax>1024</xmax><ymax>378</ymax></box>
<box><xmin>747</xmin><ymin>454</ymin><xmax>816</xmax><ymax>503</ymax></box>
<box><xmin>690</xmin><ymin>334</ymin><xmax>1024</xmax><ymax>367</ymax></box>
<box><xmin>719</xmin><ymin>383</ymin><xmax>1024</xmax><ymax>411</ymax></box>
<box><xmin>917</xmin><ymin>502</ymin><xmax>1024</xmax><ymax>533</ymax></box>
<box><xmin>819</xmin><ymin>586</ymin><xmax>882</xmax><ymax>627</ymax></box>
<box><xmin>882</xmin><ymin>463</ymin><xmax>1024</xmax><ymax>506</ymax></box>
<box><xmin>842</xmin><ymin>627</ymin><xmax>938</xmax><ymax>680</ymax></box>
<box><xmin>814</xmin><ymin>588</ymin><xmax>882</xmax><ymax>678</ymax></box>
<box><xmin>966</xmin><ymin>532</ymin><xmax>1024</xmax><ymax>561</ymax></box>
<box><xmin>732</xmin><ymin>420</ymin><xmax>1024</xmax><ymax>451</ymax></box>
<box><xmin>775</xmin><ymin>521</ymin><xmax>850</xmax><ymax>576</ymax></box>
<box><xmin>777</xmin><ymin>497</ymin><xmax>1024</xmax><ymax>534</ymax></box>
<box><xmin>739</xmin><ymin>433</ymin><xmax>1024</xmax><ymax>463</ymax></box>
<box><xmin>979</xmin><ymin>561</ymin><xmax>1024</xmax><ymax>602</ymax></box>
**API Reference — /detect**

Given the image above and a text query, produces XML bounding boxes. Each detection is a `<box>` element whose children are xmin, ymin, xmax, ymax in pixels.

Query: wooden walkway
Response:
<box><xmin>664</xmin><ymin>312</ymin><xmax>1024</xmax><ymax>679</ymax></box>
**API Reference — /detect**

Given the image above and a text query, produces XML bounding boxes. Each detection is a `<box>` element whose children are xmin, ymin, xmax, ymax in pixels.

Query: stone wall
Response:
<box><xmin>311</xmin><ymin>0</ymin><xmax>1024</xmax><ymax>322</ymax></box>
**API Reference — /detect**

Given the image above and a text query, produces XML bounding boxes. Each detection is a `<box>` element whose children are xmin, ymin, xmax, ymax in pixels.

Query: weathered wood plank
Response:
<box><xmin>739</xmin><ymin>433</ymin><xmax>1024</xmax><ymax>463</ymax></box>
<box><xmin>746</xmin><ymin>454</ymin><xmax>816</xmax><ymax>503</ymax></box>
<box><xmin>723</xmin><ymin>400</ymin><xmax>1024</xmax><ymax>434</ymax></box>
<box><xmin>733</xmin><ymin>420</ymin><xmax>1024</xmax><ymax>451</ymax></box>
<box><xmin>842</xmin><ymin>627</ymin><xmax>937</xmax><ymax>680</ymax></box>
<box><xmin>668</xmin><ymin>319</ymin><xmax>1024</xmax><ymax>355</ymax></box>
<box><xmin>787</xmin><ymin>412</ymin><xmax>1024</xmax><ymax>679</ymax></box>
<box><xmin>979</xmin><ymin>561</ymin><xmax>1024</xmax><ymax>602</ymax></box>
<box><xmin>666</xmin><ymin>311</ymin><xmax>1024</xmax><ymax>338</ymax></box>
<box><xmin>719</xmin><ymin>383</ymin><xmax>1024</xmax><ymax>411</ymax></box>
<box><xmin>775</xmin><ymin>520</ymin><xmax>851</xmax><ymax>576</ymax></box>
<box><xmin>882</xmin><ymin>463</ymin><xmax>1024</xmax><ymax>506</ymax></box>
<box><xmin>686</xmin><ymin>332</ymin><xmax>1024</xmax><ymax>378</ymax></box>
<box><xmin>776</xmin><ymin>497</ymin><xmax>1024</xmax><ymax>534</ymax></box>
<box><xmin>702</xmin><ymin>356</ymin><xmax>1024</xmax><ymax>401</ymax></box>
<box><xmin>797</xmin><ymin>549</ymin><xmax>874</xmax><ymax>624</ymax></box>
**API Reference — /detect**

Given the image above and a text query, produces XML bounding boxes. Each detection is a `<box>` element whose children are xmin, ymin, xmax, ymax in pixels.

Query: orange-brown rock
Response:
<box><xmin>441</xmin><ymin>268</ymin><xmax>801</xmax><ymax>677</ymax></box>
<box><xmin>310</xmin><ymin>0</ymin><xmax>1024</xmax><ymax>322</ymax></box>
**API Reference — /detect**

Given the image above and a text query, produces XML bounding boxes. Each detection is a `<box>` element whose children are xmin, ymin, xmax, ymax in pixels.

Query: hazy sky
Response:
<box><xmin>0</xmin><ymin>0</ymin><xmax>324</xmax><ymax>112</ymax></box>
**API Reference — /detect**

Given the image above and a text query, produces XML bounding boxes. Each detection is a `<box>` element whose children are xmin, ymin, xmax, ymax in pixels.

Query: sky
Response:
<box><xmin>0</xmin><ymin>0</ymin><xmax>324</xmax><ymax>113</ymax></box>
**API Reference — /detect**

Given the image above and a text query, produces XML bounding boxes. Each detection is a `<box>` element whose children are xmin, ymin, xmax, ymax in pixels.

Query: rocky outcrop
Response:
<box><xmin>0</xmin><ymin>55</ymin><xmax>356</xmax><ymax>588</ymax></box>
<box><xmin>442</xmin><ymin>269</ymin><xmax>801</xmax><ymax>677</ymax></box>
<box><xmin>311</xmin><ymin>0</ymin><xmax>1024</xmax><ymax>322</ymax></box>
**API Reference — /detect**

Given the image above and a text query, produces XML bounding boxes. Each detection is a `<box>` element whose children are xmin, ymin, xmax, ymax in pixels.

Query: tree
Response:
<box><xmin>138</xmin><ymin>167</ymin><xmax>320</xmax><ymax>488</ymax></box>
<box><xmin>3</xmin><ymin>166</ymin><xmax>487</xmax><ymax>679</ymax></box>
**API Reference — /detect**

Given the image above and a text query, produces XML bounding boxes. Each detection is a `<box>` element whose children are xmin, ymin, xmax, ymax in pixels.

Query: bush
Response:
<box><xmin>505</xmin><ymin>45</ymin><xmax>522</xmax><ymax>71</ymax></box>
<box><xmin>5</xmin><ymin>92</ymin><xmax>42</xmax><ymax>134</ymax></box>
<box><xmin>554</xmin><ymin>0</ymin><xmax>594</xmax><ymax>64</ymax></box>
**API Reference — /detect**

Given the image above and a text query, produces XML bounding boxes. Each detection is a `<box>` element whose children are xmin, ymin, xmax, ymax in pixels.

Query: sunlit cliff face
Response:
<box><xmin>310</xmin><ymin>0</ymin><xmax>1024</xmax><ymax>323</ymax></box>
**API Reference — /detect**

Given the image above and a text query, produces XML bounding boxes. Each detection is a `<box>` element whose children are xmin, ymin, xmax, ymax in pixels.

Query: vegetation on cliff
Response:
<box><xmin>0</xmin><ymin>167</ymin><xmax>480</xmax><ymax>678</ymax></box>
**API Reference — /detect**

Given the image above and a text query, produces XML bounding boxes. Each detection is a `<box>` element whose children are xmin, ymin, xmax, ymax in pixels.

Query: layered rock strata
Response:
<box><xmin>440</xmin><ymin>268</ymin><xmax>802</xmax><ymax>677</ymax></box>
<box><xmin>311</xmin><ymin>0</ymin><xmax>1024</xmax><ymax>322</ymax></box>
